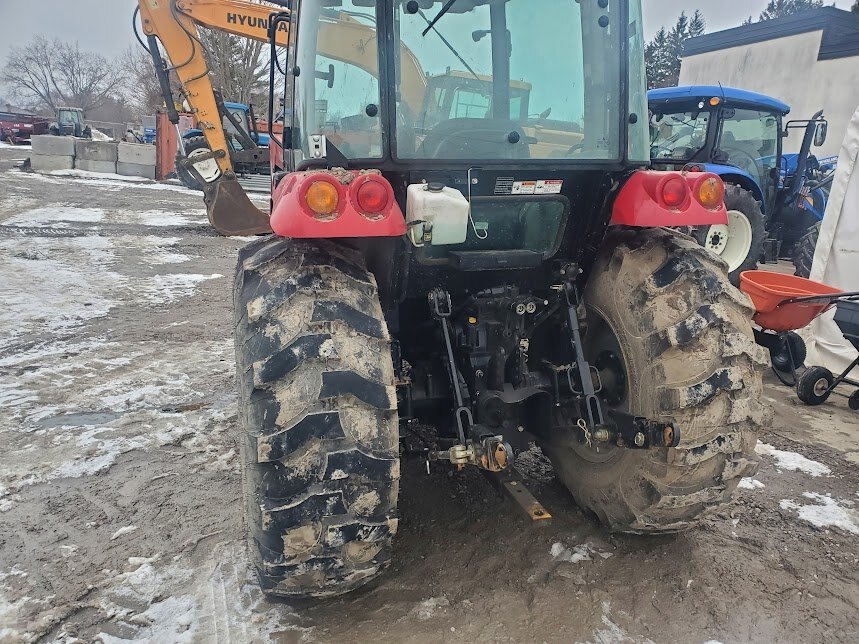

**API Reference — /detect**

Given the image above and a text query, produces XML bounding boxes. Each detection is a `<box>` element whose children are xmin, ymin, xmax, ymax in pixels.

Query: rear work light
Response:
<box><xmin>696</xmin><ymin>176</ymin><xmax>725</xmax><ymax>210</ymax></box>
<box><xmin>661</xmin><ymin>176</ymin><xmax>689</xmax><ymax>209</ymax></box>
<box><xmin>304</xmin><ymin>180</ymin><xmax>340</xmax><ymax>220</ymax></box>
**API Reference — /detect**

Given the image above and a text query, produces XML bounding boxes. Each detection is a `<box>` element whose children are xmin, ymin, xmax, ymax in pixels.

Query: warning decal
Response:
<box><xmin>535</xmin><ymin>180</ymin><xmax>564</xmax><ymax>194</ymax></box>
<box><xmin>495</xmin><ymin>179</ymin><xmax>565</xmax><ymax>195</ymax></box>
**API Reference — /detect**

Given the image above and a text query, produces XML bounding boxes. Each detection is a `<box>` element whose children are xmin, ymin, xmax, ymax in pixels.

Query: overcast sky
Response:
<box><xmin>0</xmin><ymin>0</ymin><xmax>855</xmax><ymax>92</ymax></box>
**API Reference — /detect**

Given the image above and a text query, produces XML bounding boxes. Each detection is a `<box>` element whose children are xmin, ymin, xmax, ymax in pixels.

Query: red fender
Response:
<box><xmin>611</xmin><ymin>170</ymin><xmax>728</xmax><ymax>227</ymax></box>
<box><xmin>270</xmin><ymin>170</ymin><xmax>406</xmax><ymax>239</ymax></box>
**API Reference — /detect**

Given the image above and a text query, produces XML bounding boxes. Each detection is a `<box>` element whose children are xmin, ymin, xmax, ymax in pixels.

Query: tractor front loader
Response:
<box><xmin>150</xmin><ymin>0</ymin><xmax>772</xmax><ymax>600</ymax></box>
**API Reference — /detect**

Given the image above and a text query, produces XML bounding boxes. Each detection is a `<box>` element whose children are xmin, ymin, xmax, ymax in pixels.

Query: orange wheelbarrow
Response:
<box><xmin>740</xmin><ymin>271</ymin><xmax>859</xmax><ymax>408</ymax></box>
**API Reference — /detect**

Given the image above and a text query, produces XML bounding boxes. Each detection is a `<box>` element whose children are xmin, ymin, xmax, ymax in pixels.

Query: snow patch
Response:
<box><xmin>133</xmin><ymin>210</ymin><xmax>209</xmax><ymax>227</ymax></box>
<box><xmin>738</xmin><ymin>478</ymin><xmax>766</xmax><ymax>490</ymax></box>
<box><xmin>551</xmin><ymin>541</ymin><xmax>613</xmax><ymax>563</ymax></box>
<box><xmin>110</xmin><ymin>525</ymin><xmax>139</xmax><ymax>541</ymax></box>
<box><xmin>140</xmin><ymin>273</ymin><xmax>224</xmax><ymax>304</ymax></box>
<box><xmin>780</xmin><ymin>493</ymin><xmax>859</xmax><ymax>534</ymax></box>
<box><xmin>413</xmin><ymin>596</ymin><xmax>450</xmax><ymax>621</ymax></box>
<box><xmin>2</xmin><ymin>205</ymin><xmax>105</xmax><ymax>226</ymax></box>
<box><xmin>755</xmin><ymin>443</ymin><xmax>831</xmax><ymax>477</ymax></box>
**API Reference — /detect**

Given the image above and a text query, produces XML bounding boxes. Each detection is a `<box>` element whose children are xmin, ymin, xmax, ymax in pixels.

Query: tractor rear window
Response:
<box><xmin>393</xmin><ymin>0</ymin><xmax>622</xmax><ymax>161</ymax></box>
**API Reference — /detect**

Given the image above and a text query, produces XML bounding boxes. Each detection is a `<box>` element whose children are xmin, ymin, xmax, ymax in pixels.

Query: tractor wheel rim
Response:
<box><xmin>714</xmin><ymin>210</ymin><xmax>754</xmax><ymax>273</ymax></box>
<box><xmin>705</xmin><ymin>224</ymin><xmax>729</xmax><ymax>255</ymax></box>
<box><xmin>187</xmin><ymin>148</ymin><xmax>221</xmax><ymax>183</ymax></box>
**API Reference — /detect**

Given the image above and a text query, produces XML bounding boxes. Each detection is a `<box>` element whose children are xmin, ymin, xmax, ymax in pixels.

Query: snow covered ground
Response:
<box><xmin>1</xmin><ymin>150</ymin><xmax>858</xmax><ymax>643</ymax></box>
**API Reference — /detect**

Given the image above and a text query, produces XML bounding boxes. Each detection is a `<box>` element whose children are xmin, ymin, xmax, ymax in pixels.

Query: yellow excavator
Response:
<box><xmin>137</xmin><ymin>0</ymin><xmax>293</xmax><ymax>235</ymax></box>
<box><xmin>136</xmin><ymin>0</ymin><xmax>567</xmax><ymax>236</ymax></box>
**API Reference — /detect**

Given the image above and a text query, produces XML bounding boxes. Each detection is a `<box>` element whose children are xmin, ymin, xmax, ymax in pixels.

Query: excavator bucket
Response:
<box><xmin>202</xmin><ymin>177</ymin><xmax>273</xmax><ymax>237</ymax></box>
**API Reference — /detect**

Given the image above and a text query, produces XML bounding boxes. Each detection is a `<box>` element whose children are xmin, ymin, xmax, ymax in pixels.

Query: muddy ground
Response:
<box><xmin>0</xmin><ymin>144</ymin><xmax>857</xmax><ymax>643</ymax></box>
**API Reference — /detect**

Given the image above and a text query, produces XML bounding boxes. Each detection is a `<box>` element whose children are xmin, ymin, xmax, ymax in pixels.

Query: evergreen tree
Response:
<box><xmin>644</xmin><ymin>11</ymin><xmax>706</xmax><ymax>89</ymax></box>
<box><xmin>758</xmin><ymin>0</ymin><xmax>825</xmax><ymax>21</ymax></box>
<box><xmin>852</xmin><ymin>0</ymin><xmax>858</xmax><ymax>13</ymax></box>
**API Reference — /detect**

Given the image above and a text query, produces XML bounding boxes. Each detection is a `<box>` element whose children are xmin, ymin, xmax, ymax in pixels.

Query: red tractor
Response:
<box><xmin>141</xmin><ymin>0</ymin><xmax>770</xmax><ymax>599</ymax></box>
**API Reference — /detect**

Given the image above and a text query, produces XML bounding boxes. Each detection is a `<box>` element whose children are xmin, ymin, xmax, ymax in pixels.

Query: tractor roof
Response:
<box><xmin>648</xmin><ymin>86</ymin><xmax>791</xmax><ymax>116</ymax></box>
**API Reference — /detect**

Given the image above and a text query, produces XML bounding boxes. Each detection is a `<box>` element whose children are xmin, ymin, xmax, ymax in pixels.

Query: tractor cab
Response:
<box><xmin>51</xmin><ymin>107</ymin><xmax>91</xmax><ymax>138</ymax></box>
<box><xmin>269</xmin><ymin>0</ymin><xmax>665</xmax><ymax>268</ymax></box>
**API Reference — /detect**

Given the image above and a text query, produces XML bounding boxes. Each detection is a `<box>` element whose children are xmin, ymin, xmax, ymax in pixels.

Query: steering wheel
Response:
<box><xmin>723</xmin><ymin>147</ymin><xmax>762</xmax><ymax>178</ymax></box>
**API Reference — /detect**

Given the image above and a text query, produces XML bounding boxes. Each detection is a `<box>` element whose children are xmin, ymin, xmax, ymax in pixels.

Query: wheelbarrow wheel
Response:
<box><xmin>849</xmin><ymin>391</ymin><xmax>859</xmax><ymax>412</ymax></box>
<box><xmin>770</xmin><ymin>331</ymin><xmax>807</xmax><ymax>373</ymax></box>
<box><xmin>796</xmin><ymin>366</ymin><xmax>834</xmax><ymax>405</ymax></box>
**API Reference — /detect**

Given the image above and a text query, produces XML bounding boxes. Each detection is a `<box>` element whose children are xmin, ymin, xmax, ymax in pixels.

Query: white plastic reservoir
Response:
<box><xmin>406</xmin><ymin>182</ymin><xmax>470</xmax><ymax>247</ymax></box>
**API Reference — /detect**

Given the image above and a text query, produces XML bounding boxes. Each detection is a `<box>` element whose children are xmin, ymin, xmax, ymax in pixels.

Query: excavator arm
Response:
<box><xmin>137</xmin><ymin>0</ymin><xmax>428</xmax><ymax>236</ymax></box>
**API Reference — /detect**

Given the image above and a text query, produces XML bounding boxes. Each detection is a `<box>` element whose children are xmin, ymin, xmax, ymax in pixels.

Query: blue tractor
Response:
<box><xmin>648</xmin><ymin>86</ymin><xmax>831</xmax><ymax>282</ymax></box>
<box><xmin>176</xmin><ymin>92</ymin><xmax>270</xmax><ymax>191</ymax></box>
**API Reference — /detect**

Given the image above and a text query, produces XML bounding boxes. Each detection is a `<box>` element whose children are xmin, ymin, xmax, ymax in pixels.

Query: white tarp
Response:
<box><xmin>806</xmin><ymin>104</ymin><xmax>859</xmax><ymax>375</ymax></box>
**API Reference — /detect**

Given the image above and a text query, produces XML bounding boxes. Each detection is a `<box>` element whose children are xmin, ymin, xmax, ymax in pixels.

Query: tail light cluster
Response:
<box><xmin>271</xmin><ymin>170</ymin><xmax>406</xmax><ymax>239</ymax></box>
<box><xmin>611</xmin><ymin>170</ymin><xmax>728</xmax><ymax>228</ymax></box>
<box><xmin>654</xmin><ymin>172</ymin><xmax>725</xmax><ymax>211</ymax></box>
<box><xmin>299</xmin><ymin>173</ymin><xmax>394</xmax><ymax>222</ymax></box>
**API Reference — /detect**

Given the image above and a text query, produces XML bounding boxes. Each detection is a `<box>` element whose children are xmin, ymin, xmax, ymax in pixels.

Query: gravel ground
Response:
<box><xmin>0</xmin><ymin>144</ymin><xmax>857</xmax><ymax>643</ymax></box>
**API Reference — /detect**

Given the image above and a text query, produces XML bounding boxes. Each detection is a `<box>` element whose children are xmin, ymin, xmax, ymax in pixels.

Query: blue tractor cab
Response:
<box><xmin>648</xmin><ymin>86</ymin><xmax>829</xmax><ymax>281</ymax></box>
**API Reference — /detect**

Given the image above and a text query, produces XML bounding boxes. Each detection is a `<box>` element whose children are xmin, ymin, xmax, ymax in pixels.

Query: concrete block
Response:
<box><xmin>75</xmin><ymin>159</ymin><xmax>117</xmax><ymax>174</ymax></box>
<box><xmin>118</xmin><ymin>141</ymin><xmax>156</xmax><ymax>165</ymax></box>
<box><xmin>31</xmin><ymin>135</ymin><xmax>75</xmax><ymax>157</ymax></box>
<box><xmin>30</xmin><ymin>154</ymin><xmax>75</xmax><ymax>172</ymax></box>
<box><xmin>75</xmin><ymin>139</ymin><xmax>118</xmax><ymax>162</ymax></box>
<box><xmin>117</xmin><ymin>161</ymin><xmax>156</xmax><ymax>180</ymax></box>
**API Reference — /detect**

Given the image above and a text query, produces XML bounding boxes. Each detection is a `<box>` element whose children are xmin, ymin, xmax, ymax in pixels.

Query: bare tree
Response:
<box><xmin>121</xmin><ymin>45</ymin><xmax>187</xmax><ymax>118</ymax></box>
<box><xmin>197</xmin><ymin>27</ymin><xmax>270</xmax><ymax>106</ymax></box>
<box><xmin>2</xmin><ymin>36</ymin><xmax>125</xmax><ymax>116</ymax></box>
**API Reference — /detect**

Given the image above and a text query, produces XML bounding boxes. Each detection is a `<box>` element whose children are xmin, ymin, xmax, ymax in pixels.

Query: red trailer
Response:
<box><xmin>0</xmin><ymin>111</ymin><xmax>49</xmax><ymax>144</ymax></box>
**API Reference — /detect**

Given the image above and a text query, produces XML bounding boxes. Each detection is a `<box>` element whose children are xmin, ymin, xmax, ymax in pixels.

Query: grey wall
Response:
<box><xmin>680</xmin><ymin>30</ymin><xmax>859</xmax><ymax>159</ymax></box>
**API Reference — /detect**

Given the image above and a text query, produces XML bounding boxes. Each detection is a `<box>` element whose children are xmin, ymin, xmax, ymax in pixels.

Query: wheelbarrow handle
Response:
<box><xmin>781</xmin><ymin>291</ymin><xmax>859</xmax><ymax>306</ymax></box>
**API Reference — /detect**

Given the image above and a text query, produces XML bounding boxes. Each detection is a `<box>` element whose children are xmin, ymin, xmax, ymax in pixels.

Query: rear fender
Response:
<box><xmin>611</xmin><ymin>170</ymin><xmax>728</xmax><ymax>227</ymax></box>
<box><xmin>701</xmin><ymin>164</ymin><xmax>766</xmax><ymax>209</ymax></box>
<box><xmin>270</xmin><ymin>170</ymin><xmax>407</xmax><ymax>239</ymax></box>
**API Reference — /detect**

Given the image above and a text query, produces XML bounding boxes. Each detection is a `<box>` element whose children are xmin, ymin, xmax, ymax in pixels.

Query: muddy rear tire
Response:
<box><xmin>234</xmin><ymin>238</ymin><xmax>399</xmax><ymax>598</ymax></box>
<box><xmin>542</xmin><ymin>227</ymin><xmax>771</xmax><ymax>533</ymax></box>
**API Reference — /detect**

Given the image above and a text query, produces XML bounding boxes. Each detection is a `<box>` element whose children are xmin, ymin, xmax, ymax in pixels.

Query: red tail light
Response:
<box><xmin>356</xmin><ymin>180</ymin><xmax>388</xmax><ymax>213</ymax></box>
<box><xmin>660</xmin><ymin>177</ymin><xmax>689</xmax><ymax>209</ymax></box>
<box><xmin>350</xmin><ymin>175</ymin><xmax>393</xmax><ymax>220</ymax></box>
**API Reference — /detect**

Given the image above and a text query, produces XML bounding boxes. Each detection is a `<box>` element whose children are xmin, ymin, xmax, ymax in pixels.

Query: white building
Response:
<box><xmin>680</xmin><ymin>7</ymin><xmax>859</xmax><ymax>159</ymax></box>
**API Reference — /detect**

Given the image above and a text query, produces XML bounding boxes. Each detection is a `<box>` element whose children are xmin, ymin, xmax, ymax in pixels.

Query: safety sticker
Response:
<box><xmin>494</xmin><ymin>178</ymin><xmax>565</xmax><ymax>195</ymax></box>
<box><xmin>535</xmin><ymin>180</ymin><xmax>564</xmax><ymax>194</ymax></box>
<box><xmin>512</xmin><ymin>181</ymin><xmax>537</xmax><ymax>195</ymax></box>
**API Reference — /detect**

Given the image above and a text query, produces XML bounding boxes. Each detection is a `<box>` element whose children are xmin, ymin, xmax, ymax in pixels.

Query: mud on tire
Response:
<box><xmin>234</xmin><ymin>238</ymin><xmax>399</xmax><ymax>598</ymax></box>
<box><xmin>542</xmin><ymin>227</ymin><xmax>772</xmax><ymax>533</ymax></box>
